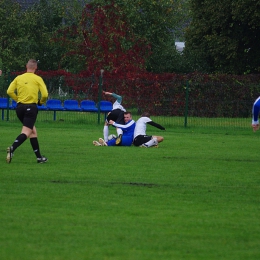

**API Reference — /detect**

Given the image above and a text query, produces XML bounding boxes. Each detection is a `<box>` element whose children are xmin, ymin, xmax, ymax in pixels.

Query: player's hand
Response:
<box><xmin>37</xmin><ymin>100</ymin><xmax>42</xmax><ymax>106</ymax></box>
<box><xmin>109</xmin><ymin>120</ymin><xmax>114</xmax><ymax>125</ymax></box>
<box><xmin>252</xmin><ymin>124</ymin><xmax>259</xmax><ymax>132</ymax></box>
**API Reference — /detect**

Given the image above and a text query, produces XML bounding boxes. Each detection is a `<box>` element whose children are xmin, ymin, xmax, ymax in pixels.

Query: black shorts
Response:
<box><xmin>133</xmin><ymin>135</ymin><xmax>152</xmax><ymax>146</ymax></box>
<box><xmin>106</xmin><ymin>109</ymin><xmax>125</xmax><ymax>124</ymax></box>
<box><xmin>16</xmin><ymin>103</ymin><xmax>38</xmax><ymax>129</ymax></box>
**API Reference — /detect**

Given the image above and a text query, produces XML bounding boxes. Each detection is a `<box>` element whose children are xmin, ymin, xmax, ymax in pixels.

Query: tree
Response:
<box><xmin>184</xmin><ymin>0</ymin><xmax>260</xmax><ymax>74</ymax></box>
<box><xmin>53</xmin><ymin>2</ymin><xmax>151</xmax><ymax>75</ymax></box>
<box><xmin>29</xmin><ymin>0</ymin><xmax>67</xmax><ymax>70</ymax></box>
<box><xmin>1</xmin><ymin>0</ymin><xmax>190</xmax><ymax>73</ymax></box>
<box><xmin>0</xmin><ymin>0</ymin><xmax>76</xmax><ymax>72</ymax></box>
<box><xmin>52</xmin><ymin>0</ymin><xmax>190</xmax><ymax>74</ymax></box>
<box><xmin>0</xmin><ymin>0</ymin><xmax>36</xmax><ymax>72</ymax></box>
<box><xmin>94</xmin><ymin>0</ymin><xmax>190</xmax><ymax>73</ymax></box>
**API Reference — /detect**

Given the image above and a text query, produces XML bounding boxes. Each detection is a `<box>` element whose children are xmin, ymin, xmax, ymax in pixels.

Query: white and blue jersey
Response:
<box><xmin>111</xmin><ymin>93</ymin><xmax>126</xmax><ymax>112</ymax></box>
<box><xmin>252</xmin><ymin>96</ymin><xmax>260</xmax><ymax>124</ymax></box>
<box><xmin>107</xmin><ymin>119</ymin><xmax>136</xmax><ymax>146</ymax></box>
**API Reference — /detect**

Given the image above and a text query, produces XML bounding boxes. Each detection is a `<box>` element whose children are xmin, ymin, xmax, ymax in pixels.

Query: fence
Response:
<box><xmin>0</xmin><ymin>71</ymin><xmax>259</xmax><ymax>130</ymax></box>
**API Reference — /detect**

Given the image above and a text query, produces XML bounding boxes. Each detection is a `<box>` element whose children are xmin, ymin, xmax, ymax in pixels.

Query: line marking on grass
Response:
<box><xmin>111</xmin><ymin>182</ymin><xmax>159</xmax><ymax>188</ymax></box>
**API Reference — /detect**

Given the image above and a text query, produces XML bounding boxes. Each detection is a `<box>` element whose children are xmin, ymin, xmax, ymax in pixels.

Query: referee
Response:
<box><xmin>6</xmin><ymin>59</ymin><xmax>48</xmax><ymax>163</ymax></box>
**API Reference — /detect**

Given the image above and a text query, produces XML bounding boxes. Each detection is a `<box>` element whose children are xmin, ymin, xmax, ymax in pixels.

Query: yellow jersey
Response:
<box><xmin>7</xmin><ymin>72</ymin><xmax>48</xmax><ymax>105</ymax></box>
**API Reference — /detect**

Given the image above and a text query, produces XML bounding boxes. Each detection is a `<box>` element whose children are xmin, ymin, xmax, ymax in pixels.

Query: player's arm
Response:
<box><xmin>112</xmin><ymin>120</ymin><xmax>135</xmax><ymax>129</ymax></box>
<box><xmin>103</xmin><ymin>91</ymin><xmax>123</xmax><ymax>104</ymax></box>
<box><xmin>38</xmin><ymin>78</ymin><xmax>48</xmax><ymax>105</ymax></box>
<box><xmin>7</xmin><ymin>79</ymin><xmax>18</xmax><ymax>101</ymax></box>
<box><xmin>111</xmin><ymin>93</ymin><xmax>122</xmax><ymax>103</ymax></box>
<box><xmin>147</xmin><ymin>121</ymin><xmax>165</xmax><ymax>130</ymax></box>
<box><xmin>103</xmin><ymin>91</ymin><xmax>112</xmax><ymax>96</ymax></box>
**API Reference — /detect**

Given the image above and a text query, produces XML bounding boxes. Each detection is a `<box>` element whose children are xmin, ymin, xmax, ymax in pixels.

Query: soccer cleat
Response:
<box><xmin>6</xmin><ymin>146</ymin><xmax>13</xmax><ymax>163</ymax></box>
<box><xmin>98</xmin><ymin>138</ymin><xmax>108</xmax><ymax>146</ymax></box>
<box><xmin>93</xmin><ymin>140</ymin><xmax>102</xmax><ymax>146</ymax></box>
<box><xmin>115</xmin><ymin>134</ymin><xmax>122</xmax><ymax>145</ymax></box>
<box><xmin>37</xmin><ymin>156</ymin><xmax>48</xmax><ymax>163</ymax></box>
<box><xmin>139</xmin><ymin>144</ymin><xmax>159</xmax><ymax>148</ymax></box>
<box><xmin>252</xmin><ymin>124</ymin><xmax>259</xmax><ymax>132</ymax></box>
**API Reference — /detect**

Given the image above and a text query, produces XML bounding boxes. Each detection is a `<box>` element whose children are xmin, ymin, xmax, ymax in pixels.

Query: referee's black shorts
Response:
<box><xmin>16</xmin><ymin>103</ymin><xmax>38</xmax><ymax>129</ymax></box>
<box><xmin>133</xmin><ymin>135</ymin><xmax>152</xmax><ymax>146</ymax></box>
<box><xmin>106</xmin><ymin>109</ymin><xmax>125</xmax><ymax>124</ymax></box>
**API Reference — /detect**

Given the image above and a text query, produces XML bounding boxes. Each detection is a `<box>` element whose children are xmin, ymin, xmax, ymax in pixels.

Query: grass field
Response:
<box><xmin>1</xmin><ymin>120</ymin><xmax>260</xmax><ymax>260</ymax></box>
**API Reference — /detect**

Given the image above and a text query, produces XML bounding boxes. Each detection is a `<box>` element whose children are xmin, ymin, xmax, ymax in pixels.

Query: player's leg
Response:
<box><xmin>116</xmin><ymin>128</ymin><xmax>123</xmax><ymax>137</ymax></box>
<box><xmin>139</xmin><ymin>135</ymin><xmax>163</xmax><ymax>148</ymax></box>
<box><xmin>153</xmin><ymin>135</ymin><xmax>164</xmax><ymax>143</ymax></box>
<box><xmin>133</xmin><ymin>135</ymin><xmax>152</xmax><ymax>147</ymax></box>
<box><xmin>93</xmin><ymin>140</ymin><xmax>102</xmax><ymax>146</ymax></box>
<box><xmin>121</xmin><ymin>136</ymin><xmax>134</xmax><ymax>146</ymax></box>
<box><xmin>110</xmin><ymin>110</ymin><xmax>124</xmax><ymax>141</ymax></box>
<box><xmin>103</xmin><ymin>122</ymin><xmax>109</xmax><ymax>142</ymax></box>
<box><xmin>6</xmin><ymin>105</ymin><xmax>30</xmax><ymax>163</ymax></box>
<box><xmin>24</xmin><ymin>105</ymin><xmax>47</xmax><ymax>163</ymax></box>
<box><xmin>105</xmin><ymin>110</ymin><xmax>121</xmax><ymax>141</ymax></box>
<box><xmin>103</xmin><ymin>112</ymin><xmax>112</xmax><ymax>141</ymax></box>
<box><xmin>106</xmin><ymin>138</ymin><xmax>116</xmax><ymax>146</ymax></box>
<box><xmin>29</xmin><ymin>126</ymin><xmax>48</xmax><ymax>163</ymax></box>
<box><xmin>142</xmin><ymin>135</ymin><xmax>164</xmax><ymax>148</ymax></box>
<box><xmin>6</xmin><ymin>127</ymin><xmax>28</xmax><ymax>163</ymax></box>
<box><xmin>115</xmin><ymin>129</ymin><xmax>123</xmax><ymax>145</ymax></box>
<box><xmin>142</xmin><ymin>137</ymin><xmax>158</xmax><ymax>148</ymax></box>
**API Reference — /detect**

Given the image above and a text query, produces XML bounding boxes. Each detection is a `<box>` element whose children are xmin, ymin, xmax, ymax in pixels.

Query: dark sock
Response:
<box><xmin>12</xmin><ymin>133</ymin><xmax>27</xmax><ymax>152</ymax></box>
<box><xmin>30</xmin><ymin>137</ymin><xmax>42</xmax><ymax>158</ymax></box>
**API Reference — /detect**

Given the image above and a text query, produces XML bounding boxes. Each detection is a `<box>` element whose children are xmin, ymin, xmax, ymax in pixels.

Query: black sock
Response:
<box><xmin>30</xmin><ymin>137</ymin><xmax>42</xmax><ymax>158</ymax></box>
<box><xmin>12</xmin><ymin>133</ymin><xmax>27</xmax><ymax>152</ymax></box>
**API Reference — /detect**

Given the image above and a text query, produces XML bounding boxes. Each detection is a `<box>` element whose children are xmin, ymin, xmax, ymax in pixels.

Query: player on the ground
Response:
<box><xmin>102</xmin><ymin>91</ymin><xmax>126</xmax><ymax>142</ymax></box>
<box><xmin>6</xmin><ymin>59</ymin><xmax>48</xmax><ymax>163</ymax></box>
<box><xmin>133</xmin><ymin>112</ymin><xmax>165</xmax><ymax>148</ymax></box>
<box><xmin>93</xmin><ymin>111</ymin><xmax>135</xmax><ymax>146</ymax></box>
<box><xmin>252</xmin><ymin>96</ymin><xmax>260</xmax><ymax>132</ymax></box>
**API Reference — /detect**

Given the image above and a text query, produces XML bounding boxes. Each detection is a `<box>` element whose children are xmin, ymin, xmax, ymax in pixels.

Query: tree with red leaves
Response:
<box><xmin>54</xmin><ymin>2</ymin><xmax>151</xmax><ymax>78</ymax></box>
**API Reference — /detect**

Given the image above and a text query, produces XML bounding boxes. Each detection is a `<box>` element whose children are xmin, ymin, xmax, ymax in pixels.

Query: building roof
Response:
<box><xmin>175</xmin><ymin>42</ymin><xmax>185</xmax><ymax>52</ymax></box>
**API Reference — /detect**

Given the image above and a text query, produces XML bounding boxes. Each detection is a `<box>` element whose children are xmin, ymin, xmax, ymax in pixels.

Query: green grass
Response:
<box><xmin>0</xmin><ymin>121</ymin><xmax>260</xmax><ymax>260</ymax></box>
<box><xmin>3</xmin><ymin>109</ymin><xmax>251</xmax><ymax>129</ymax></box>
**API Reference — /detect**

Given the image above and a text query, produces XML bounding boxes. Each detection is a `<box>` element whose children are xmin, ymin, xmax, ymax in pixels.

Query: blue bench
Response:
<box><xmin>64</xmin><ymin>100</ymin><xmax>82</xmax><ymax>111</ymax></box>
<box><xmin>46</xmin><ymin>99</ymin><xmax>65</xmax><ymax>120</ymax></box>
<box><xmin>99</xmin><ymin>101</ymin><xmax>113</xmax><ymax>113</ymax></box>
<box><xmin>10</xmin><ymin>100</ymin><xmax>17</xmax><ymax>109</ymax></box>
<box><xmin>1</xmin><ymin>98</ymin><xmax>113</xmax><ymax>122</ymax></box>
<box><xmin>0</xmin><ymin>98</ymin><xmax>9</xmax><ymax>120</ymax></box>
<box><xmin>80</xmin><ymin>100</ymin><xmax>98</xmax><ymax>112</ymax></box>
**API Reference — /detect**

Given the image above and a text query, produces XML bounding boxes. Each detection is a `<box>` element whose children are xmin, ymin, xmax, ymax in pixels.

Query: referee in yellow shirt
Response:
<box><xmin>6</xmin><ymin>59</ymin><xmax>48</xmax><ymax>163</ymax></box>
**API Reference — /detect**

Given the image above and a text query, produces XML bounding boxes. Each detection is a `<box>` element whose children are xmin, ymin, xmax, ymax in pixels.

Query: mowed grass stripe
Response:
<box><xmin>0</xmin><ymin>121</ymin><xmax>260</xmax><ymax>259</ymax></box>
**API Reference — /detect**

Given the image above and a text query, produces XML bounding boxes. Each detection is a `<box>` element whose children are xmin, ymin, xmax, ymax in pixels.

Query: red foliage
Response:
<box><xmin>11</xmin><ymin>0</ymin><xmax>260</xmax><ymax>119</ymax></box>
<box><xmin>52</xmin><ymin>2</ymin><xmax>151</xmax><ymax>78</ymax></box>
<box><xmin>10</xmin><ymin>70</ymin><xmax>260</xmax><ymax>117</ymax></box>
